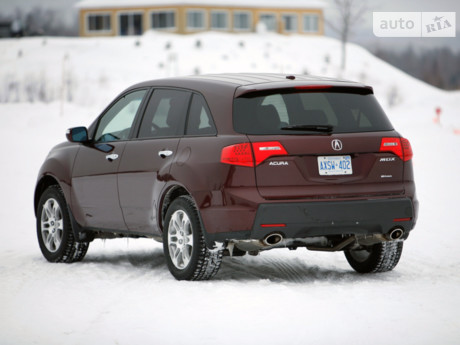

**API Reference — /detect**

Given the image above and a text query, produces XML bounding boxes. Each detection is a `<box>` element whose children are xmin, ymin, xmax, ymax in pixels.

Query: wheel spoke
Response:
<box><xmin>45</xmin><ymin>232</ymin><xmax>54</xmax><ymax>250</ymax></box>
<box><xmin>43</xmin><ymin>201</ymin><xmax>53</xmax><ymax>219</ymax></box>
<box><xmin>55</xmin><ymin>219</ymin><xmax>64</xmax><ymax>231</ymax></box>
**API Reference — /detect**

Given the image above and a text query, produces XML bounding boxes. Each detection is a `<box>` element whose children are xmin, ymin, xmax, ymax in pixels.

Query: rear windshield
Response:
<box><xmin>233</xmin><ymin>89</ymin><xmax>393</xmax><ymax>134</ymax></box>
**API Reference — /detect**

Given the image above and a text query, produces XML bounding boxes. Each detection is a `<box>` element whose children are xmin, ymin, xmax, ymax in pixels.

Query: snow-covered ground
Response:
<box><xmin>0</xmin><ymin>32</ymin><xmax>459</xmax><ymax>345</ymax></box>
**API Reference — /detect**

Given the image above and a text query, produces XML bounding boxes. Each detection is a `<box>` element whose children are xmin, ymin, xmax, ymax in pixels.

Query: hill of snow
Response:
<box><xmin>0</xmin><ymin>32</ymin><xmax>459</xmax><ymax>345</ymax></box>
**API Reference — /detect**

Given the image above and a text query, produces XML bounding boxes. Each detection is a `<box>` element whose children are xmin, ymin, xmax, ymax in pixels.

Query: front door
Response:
<box><xmin>71</xmin><ymin>89</ymin><xmax>148</xmax><ymax>230</ymax></box>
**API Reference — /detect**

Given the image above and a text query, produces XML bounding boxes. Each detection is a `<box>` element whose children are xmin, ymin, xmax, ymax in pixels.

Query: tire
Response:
<box><xmin>163</xmin><ymin>195</ymin><xmax>223</xmax><ymax>281</ymax></box>
<box><xmin>36</xmin><ymin>185</ymin><xmax>89</xmax><ymax>263</ymax></box>
<box><xmin>344</xmin><ymin>241</ymin><xmax>403</xmax><ymax>273</ymax></box>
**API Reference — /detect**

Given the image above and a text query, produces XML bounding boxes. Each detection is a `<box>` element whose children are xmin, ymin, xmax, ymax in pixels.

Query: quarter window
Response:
<box><xmin>138</xmin><ymin>89</ymin><xmax>191</xmax><ymax>138</ymax></box>
<box><xmin>186</xmin><ymin>94</ymin><xmax>217</xmax><ymax>136</ymax></box>
<box><xmin>95</xmin><ymin>90</ymin><xmax>147</xmax><ymax>142</ymax></box>
<box><xmin>87</xmin><ymin>14</ymin><xmax>111</xmax><ymax>32</ymax></box>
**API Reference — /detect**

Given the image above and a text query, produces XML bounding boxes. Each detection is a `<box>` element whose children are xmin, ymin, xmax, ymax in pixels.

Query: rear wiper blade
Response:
<box><xmin>280</xmin><ymin>124</ymin><xmax>334</xmax><ymax>133</ymax></box>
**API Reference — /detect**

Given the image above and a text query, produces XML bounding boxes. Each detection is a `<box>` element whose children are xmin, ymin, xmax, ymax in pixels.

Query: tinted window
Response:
<box><xmin>186</xmin><ymin>94</ymin><xmax>217</xmax><ymax>136</ymax></box>
<box><xmin>138</xmin><ymin>89</ymin><xmax>190</xmax><ymax>138</ymax></box>
<box><xmin>95</xmin><ymin>89</ymin><xmax>147</xmax><ymax>142</ymax></box>
<box><xmin>233</xmin><ymin>90</ymin><xmax>393</xmax><ymax>134</ymax></box>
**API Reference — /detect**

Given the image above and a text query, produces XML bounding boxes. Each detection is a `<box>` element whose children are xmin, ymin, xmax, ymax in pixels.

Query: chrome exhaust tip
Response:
<box><xmin>387</xmin><ymin>228</ymin><xmax>404</xmax><ymax>241</ymax></box>
<box><xmin>262</xmin><ymin>233</ymin><xmax>284</xmax><ymax>246</ymax></box>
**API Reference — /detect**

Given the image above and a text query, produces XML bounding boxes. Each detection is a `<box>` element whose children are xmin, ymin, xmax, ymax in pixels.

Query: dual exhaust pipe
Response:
<box><xmin>259</xmin><ymin>227</ymin><xmax>404</xmax><ymax>250</ymax></box>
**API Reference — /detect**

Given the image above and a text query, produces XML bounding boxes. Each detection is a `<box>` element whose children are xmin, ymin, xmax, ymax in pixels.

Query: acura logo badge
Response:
<box><xmin>331</xmin><ymin>139</ymin><xmax>343</xmax><ymax>151</ymax></box>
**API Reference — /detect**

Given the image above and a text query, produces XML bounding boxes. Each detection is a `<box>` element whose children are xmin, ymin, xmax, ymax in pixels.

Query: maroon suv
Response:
<box><xmin>34</xmin><ymin>73</ymin><xmax>417</xmax><ymax>280</ymax></box>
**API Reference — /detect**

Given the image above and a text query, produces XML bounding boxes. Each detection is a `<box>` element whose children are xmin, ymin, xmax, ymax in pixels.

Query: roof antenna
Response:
<box><xmin>286</xmin><ymin>75</ymin><xmax>295</xmax><ymax>80</ymax></box>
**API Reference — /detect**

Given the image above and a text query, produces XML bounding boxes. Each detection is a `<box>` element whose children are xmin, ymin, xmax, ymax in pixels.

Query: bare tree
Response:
<box><xmin>327</xmin><ymin>0</ymin><xmax>367</xmax><ymax>71</ymax></box>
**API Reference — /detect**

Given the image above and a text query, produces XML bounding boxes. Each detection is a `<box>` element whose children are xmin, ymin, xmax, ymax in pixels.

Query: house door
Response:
<box><xmin>119</xmin><ymin>13</ymin><xmax>143</xmax><ymax>35</ymax></box>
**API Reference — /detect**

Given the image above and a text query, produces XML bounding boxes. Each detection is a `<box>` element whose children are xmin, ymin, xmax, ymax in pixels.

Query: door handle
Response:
<box><xmin>158</xmin><ymin>150</ymin><xmax>173</xmax><ymax>158</ymax></box>
<box><xmin>105</xmin><ymin>153</ymin><xmax>119</xmax><ymax>162</ymax></box>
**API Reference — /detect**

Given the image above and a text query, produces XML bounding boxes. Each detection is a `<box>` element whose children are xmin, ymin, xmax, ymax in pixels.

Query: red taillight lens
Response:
<box><xmin>380</xmin><ymin>137</ymin><xmax>413</xmax><ymax>161</ymax></box>
<box><xmin>401</xmin><ymin>138</ymin><xmax>413</xmax><ymax>161</ymax></box>
<box><xmin>220</xmin><ymin>143</ymin><xmax>254</xmax><ymax>167</ymax></box>
<box><xmin>221</xmin><ymin>141</ymin><xmax>288</xmax><ymax>167</ymax></box>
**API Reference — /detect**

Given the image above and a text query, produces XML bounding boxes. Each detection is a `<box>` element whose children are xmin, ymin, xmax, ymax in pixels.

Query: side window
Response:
<box><xmin>138</xmin><ymin>89</ymin><xmax>190</xmax><ymax>138</ymax></box>
<box><xmin>95</xmin><ymin>89</ymin><xmax>147</xmax><ymax>142</ymax></box>
<box><xmin>186</xmin><ymin>94</ymin><xmax>217</xmax><ymax>136</ymax></box>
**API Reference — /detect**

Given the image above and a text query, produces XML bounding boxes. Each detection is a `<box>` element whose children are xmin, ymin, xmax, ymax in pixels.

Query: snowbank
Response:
<box><xmin>0</xmin><ymin>32</ymin><xmax>459</xmax><ymax>345</ymax></box>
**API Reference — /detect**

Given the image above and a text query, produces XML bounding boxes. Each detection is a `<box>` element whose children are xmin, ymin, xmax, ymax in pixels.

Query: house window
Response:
<box><xmin>303</xmin><ymin>14</ymin><xmax>319</xmax><ymax>33</ymax></box>
<box><xmin>211</xmin><ymin>11</ymin><xmax>228</xmax><ymax>30</ymax></box>
<box><xmin>187</xmin><ymin>10</ymin><xmax>206</xmax><ymax>30</ymax></box>
<box><xmin>87</xmin><ymin>13</ymin><xmax>111</xmax><ymax>32</ymax></box>
<box><xmin>282</xmin><ymin>14</ymin><xmax>298</xmax><ymax>32</ymax></box>
<box><xmin>233</xmin><ymin>11</ymin><xmax>251</xmax><ymax>31</ymax></box>
<box><xmin>259</xmin><ymin>14</ymin><xmax>277</xmax><ymax>32</ymax></box>
<box><xmin>119</xmin><ymin>13</ymin><xmax>143</xmax><ymax>35</ymax></box>
<box><xmin>151</xmin><ymin>10</ymin><xmax>175</xmax><ymax>30</ymax></box>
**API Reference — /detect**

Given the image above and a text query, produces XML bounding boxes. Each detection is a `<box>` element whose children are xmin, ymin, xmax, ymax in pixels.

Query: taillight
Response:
<box><xmin>221</xmin><ymin>141</ymin><xmax>288</xmax><ymax>167</ymax></box>
<box><xmin>380</xmin><ymin>137</ymin><xmax>413</xmax><ymax>161</ymax></box>
<box><xmin>220</xmin><ymin>143</ymin><xmax>254</xmax><ymax>167</ymax></box>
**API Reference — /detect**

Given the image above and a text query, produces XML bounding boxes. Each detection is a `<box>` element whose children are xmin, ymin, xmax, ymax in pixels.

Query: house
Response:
<box><xmin>76</xmin><ymin>0</ymin><xmax>325</xmax><ymax>37</ymax></box>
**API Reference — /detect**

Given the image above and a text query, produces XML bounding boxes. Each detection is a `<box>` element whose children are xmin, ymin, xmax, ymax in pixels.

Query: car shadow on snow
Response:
<box><xmin>214</xmin><ymin>255</ymin><xmax>402</xmax><ymax>284</ymax></box>
<box><xmin>82</xmin><ymin>247</ymin><xmax>402</xmax><ymax>284</ymax></box>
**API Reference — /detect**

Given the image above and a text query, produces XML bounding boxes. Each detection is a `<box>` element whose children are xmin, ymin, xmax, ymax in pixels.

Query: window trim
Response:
<box><xmin>185</xmin><ymin>92</ymin><xmax>218</xmax><ymax>137</ymax></box>
<box><xmin>85</xmin><ymin>12</ymin><xmax>112</xmax><ymax>33</ymax></box>
<box><xmin>186</xmin><ymin>9</ymin><xmax>207</xmax><ymax>31</ymax></box>
<box><xmin>233</xmin><ymin>11</ymin><xmax>252</xmax><ymax>31</ymax></box>
<box><xmin>258</xmin><ymin>12</ymin><xmax>277</xmax><ymax>32</ymax></box>
<box><xmin>210</xmin><ymin>10</ymin><xmax>230</xmax><ymax>31</ymax></box>
<box><xmin>94</xmin><ymin>88</ymin><xmax>150</xmax><ymax>143</ymax></box>
<box><xmin>136</xmin><ymin>88</ymin><xmax>193</xmax><ymax>139</ymax></box>
<box><xmin>281</xmin><ymin>13</ymin><xmax>298</xmax><ymax>33</ymax></box>
<box><xmin>302</xmin><ymin>13</ymin><xmax>319</xmax><ymax>33</ymax></box>
<box><xmin>149</xmin><ymin>9</ymin><xmax>177</xmax><ymax>31</ymax></box>
<box><xmin>117</xmin><ymin>10</ymin><xmax>144</xmax><ymax>36</ymax></box>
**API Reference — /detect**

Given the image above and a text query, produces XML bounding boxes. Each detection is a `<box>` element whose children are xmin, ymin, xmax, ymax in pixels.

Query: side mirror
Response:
<box><xmin>66</xmin><ymin>127</ymin><xmax>88</xmax><ymax>143</ymax></box>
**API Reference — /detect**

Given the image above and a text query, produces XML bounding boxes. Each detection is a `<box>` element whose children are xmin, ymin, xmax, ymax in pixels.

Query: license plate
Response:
<box><xmin>318</xmin><ymin>156</ymin><xmax>352</xmax><ymax>176</ymax></box>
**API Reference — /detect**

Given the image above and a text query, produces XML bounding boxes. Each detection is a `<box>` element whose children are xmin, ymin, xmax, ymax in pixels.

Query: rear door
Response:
<box><xmin>117</xmin><ymin>88</ymin><xmax>191</xmax><ymax>234</ymax></box>
<box><xmin>234</xmin><ymin>89</ymin><xmax>406</xmax><ymax>200</ymax></box>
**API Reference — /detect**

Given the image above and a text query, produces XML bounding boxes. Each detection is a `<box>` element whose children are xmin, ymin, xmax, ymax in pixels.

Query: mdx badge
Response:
<box><xmin>331</xmin><ymin>139</ymin><xmax>343</xmax><ymax>151</ymax></box>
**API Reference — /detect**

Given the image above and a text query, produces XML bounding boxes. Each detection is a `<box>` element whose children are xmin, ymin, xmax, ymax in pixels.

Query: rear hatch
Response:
<box><xmin>232</xmin><ymin>87</ymin><xmax>410</xmax><ymax>200</ymax></box>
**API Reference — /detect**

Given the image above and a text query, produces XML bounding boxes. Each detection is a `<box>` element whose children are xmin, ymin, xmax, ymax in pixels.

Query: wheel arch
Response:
<box><xmin>160</xmin><ymin>185</ymin><xmax>217</xmax><ymax>249</ymax></box>
<box><xmin>160</xmin><ymin>185</ymin><xmax>191</xmax><ymax>232</ymax></box>
<box><xmin>34</xmin><ymin>175</ymin><xmax>61</xmax><ymax>216</ymax></box>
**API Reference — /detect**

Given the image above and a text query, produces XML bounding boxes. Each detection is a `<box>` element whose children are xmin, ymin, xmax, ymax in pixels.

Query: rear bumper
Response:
<box><xmin>206</xmin><ymin>197</ymin><xmax>416</xmax><ymax>244</ymax></box>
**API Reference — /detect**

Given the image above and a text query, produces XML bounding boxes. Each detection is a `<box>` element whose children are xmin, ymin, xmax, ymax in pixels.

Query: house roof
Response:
<box><xmin>75</xmin><ymin>0</ymin><xmax>326</xmax><ymax>10</ymax></box>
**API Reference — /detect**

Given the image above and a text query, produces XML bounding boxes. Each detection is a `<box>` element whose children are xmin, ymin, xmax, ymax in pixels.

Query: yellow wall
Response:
<box><xmin>79</xmin><ymin>5</ymin><xmax>324</xmax><ymax>37</ymax></box>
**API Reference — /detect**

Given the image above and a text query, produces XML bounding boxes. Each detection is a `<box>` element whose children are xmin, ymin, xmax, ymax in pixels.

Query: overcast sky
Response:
<box><xmin>0</xmin><ymin>0</ymin><xmax>459</xmax><ymax>51</ymax></box>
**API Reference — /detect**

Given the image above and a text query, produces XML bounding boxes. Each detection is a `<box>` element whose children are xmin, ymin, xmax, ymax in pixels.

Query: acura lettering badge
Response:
<box><xmin>331</xmin><ymin>139</ymin><xmax>343</xmax><ymax>151</ymax></box>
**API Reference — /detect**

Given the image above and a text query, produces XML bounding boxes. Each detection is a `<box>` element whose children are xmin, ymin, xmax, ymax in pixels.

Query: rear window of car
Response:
<box><xmin>233</xmin><ymin>89</ymin><xmax>394</xmax><ymax>134</ymax></box>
